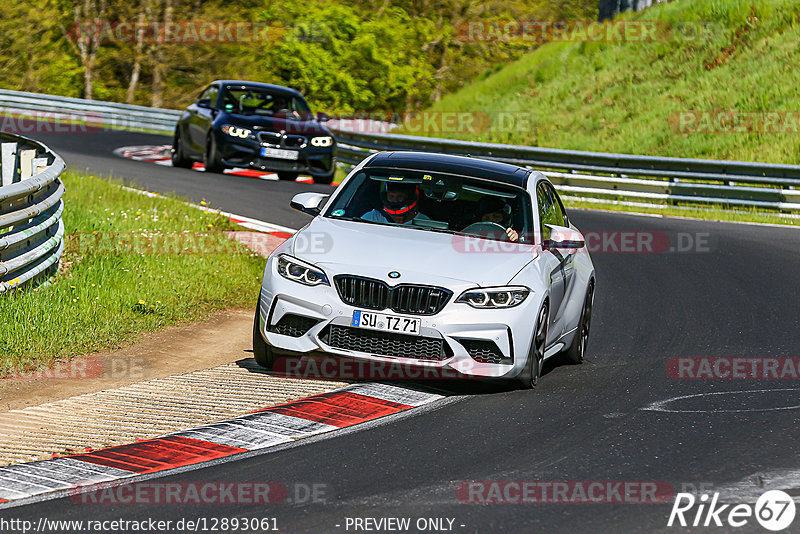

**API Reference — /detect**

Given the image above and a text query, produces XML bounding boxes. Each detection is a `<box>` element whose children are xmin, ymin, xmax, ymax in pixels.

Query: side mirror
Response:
<box><xmin>316</xmin><ymin>111</ymin><xmax>330</xmax><ymax>122</ymax></box>
<box><xmin>197</xmin><ymin>98</ymin><xmax>211</xmax><ymax>109</ymax></box>
<box><xmin>290</xmin><ymin>192</ymin><xmax>330</xmax><ymax>216</ymax></box>
<box><xmin>543</xmin><ymin>225</ymin><xmax>585</xmax><ymax>251</ymax></box>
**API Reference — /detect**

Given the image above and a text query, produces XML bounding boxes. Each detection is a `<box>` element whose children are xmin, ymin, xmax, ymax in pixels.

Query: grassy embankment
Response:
<box><xmin>0</xmin><ymin>171</ymin><xmax>266</xmax><ymax>375</ymax></box>
<box><xmin>408</xmin><ymin>0</ymin><xmax>800</xmax><ymax>225</ymax></box>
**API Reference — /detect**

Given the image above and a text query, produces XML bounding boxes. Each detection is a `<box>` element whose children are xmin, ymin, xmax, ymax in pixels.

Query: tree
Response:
<box><xmin>59</xmin><ymin>0</ymin><xmax>108</xmax><ymax>99</ymax></box>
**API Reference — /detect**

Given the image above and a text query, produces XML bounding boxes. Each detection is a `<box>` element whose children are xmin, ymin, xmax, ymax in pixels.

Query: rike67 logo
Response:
<box><xmin>668</xmin><ymin>490</ymin><xmax>796</xmax><ymax>531</ymax></box>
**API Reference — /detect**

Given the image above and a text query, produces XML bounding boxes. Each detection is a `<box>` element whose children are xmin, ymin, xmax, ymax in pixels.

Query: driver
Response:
<box><xmin>477</xmin><ymin>196</ymin><xmax>519</xmax><ymax>242</ymax></box>
<box><xmin>362</xmin><ymin>181</ymin><xmax>430</xmax><ymax>225</ymax></box>
<box><xmin>238</xmin><ymin>91</ymin><xmax>266</xmax><ymax>112</ymax></box>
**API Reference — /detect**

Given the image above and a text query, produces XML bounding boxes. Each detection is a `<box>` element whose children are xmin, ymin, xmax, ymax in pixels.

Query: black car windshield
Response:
<box><xmin>324</xmin><ymin>168</ymin><xmax>534</xmax><ymax>243</ymax></box>
<box><xmin>220</xmin><ymin>86</ymin><xmax>311</xmax><ymax>118</ymax></box>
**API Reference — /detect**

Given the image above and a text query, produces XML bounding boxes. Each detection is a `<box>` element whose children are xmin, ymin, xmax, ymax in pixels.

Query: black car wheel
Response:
<box><xmin>564</xmin><ymin>281</ymin><xmax>594</xmax><ymax>364</ymax></box>
<box><xmin>204</xmin><ymin>134</ymin><xmax>224</xmax><ymax>173</ymax></box>
<box><xmin>171</xmin><ymin>130</ymin><xmax>193</xmax><ymax>168</ymax></box>
<box><xmin>277</xmin><ymin>172</ymin><xmax>299</xmax><ymax>181</ymax></box>
<box><xmin>253</xmin><ymin>304</ymin><xmax>276</xmax><ymax>369</ymax></box>
<box><xmin>518</xmin><ymin>303</ymin><xmax>548</xmax><ymax>389</ymax></box>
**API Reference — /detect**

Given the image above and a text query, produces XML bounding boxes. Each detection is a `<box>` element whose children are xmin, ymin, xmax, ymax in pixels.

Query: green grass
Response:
<box><xmin>409</xmin><ymin>0</ymin><xmax>800</xmax><ymax>164</ymax></box>
<box><xmin>0</xmin><ymin>171</ymin><xmax>266</xmax><ymax>376</ymax></box>
<box><xmin>563</xmin><ymin>198</ymin><xmax>800</xmax><ymax>226</ymax></box>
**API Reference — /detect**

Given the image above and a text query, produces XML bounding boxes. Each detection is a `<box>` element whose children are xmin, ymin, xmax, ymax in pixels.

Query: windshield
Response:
<box><xmin>220</xmin><ymin>86</ymin><xmax>311</xmax><ymax>118</ymax></box>
<box><xmin>324</xmin><ymin>167</ymin><xmax>534</xmax><ymax>243</ymax></box>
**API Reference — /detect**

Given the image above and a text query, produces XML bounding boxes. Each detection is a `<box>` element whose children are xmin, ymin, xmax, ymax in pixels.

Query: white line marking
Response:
<box><xmin>642</xmin><ymin>389</ymin><xmax>800</xmax><ymax>413</ymax></box>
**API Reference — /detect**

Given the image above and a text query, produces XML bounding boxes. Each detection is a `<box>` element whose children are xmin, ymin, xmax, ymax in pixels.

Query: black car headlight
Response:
<box><xmin>456</xmin><ymin>286</ymin><xmax>530</xmax><ymax>308</ymax></box>
<box><xmin>276</xmin><ymin>255</ymin><xmax>329</xmax><ymax>286</ymax></box>
<box><xmin>310</xmin><ymin>136</ymin><xmax>333</xmax><ymax>147</ymax></box>
<box><xmin>221</xmin><ymin>125</ymin><xmax>252</xmax><ymax>139</ymax></box>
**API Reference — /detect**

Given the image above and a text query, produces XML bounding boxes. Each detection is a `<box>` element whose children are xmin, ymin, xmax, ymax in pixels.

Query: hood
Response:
<box><xmin>290</xmin><ymin>217</ymin><xmax>536</xmax><ymax>288</ymax></box>
<box><xmin>221</xmin><ymin>113</ymin><xmax>329</xmax><ymax>136</ymax></box>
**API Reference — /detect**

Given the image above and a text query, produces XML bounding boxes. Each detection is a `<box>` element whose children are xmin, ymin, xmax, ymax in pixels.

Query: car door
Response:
<box><xmin>186</xmin><ymin>85</ymin><xmax>219</xmax><ymax>155</ymax></box>
<box><xmin>536</xmin><ymin>181</ymin><xmax>566</xmax><ymax>344</ymax></box>
<box><xmin>544</xmin><ymin>182</ymin><xmax>579</xmax><ymax>322</ymax></box>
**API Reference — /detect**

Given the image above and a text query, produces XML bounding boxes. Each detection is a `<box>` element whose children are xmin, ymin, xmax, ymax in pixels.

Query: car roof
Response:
<box><xmin>363</xmin><ymin>151</ymin><xmax>531</xmax><ymax>188</ymax></box>
<box><xmin>211</xmin><ymin>80</ymin><xmax>304</xmax><ymax>98</ymax></box>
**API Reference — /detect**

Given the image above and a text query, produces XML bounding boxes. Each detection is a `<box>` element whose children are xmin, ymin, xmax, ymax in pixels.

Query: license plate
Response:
<box><xmin>352</xmin><ymin>311</ymin><xmax>421</xmax><ymax>335</ymax></box>
<box><xmin>260</xmin><ymin>147</ymin><xmax>299</xmax><ymax>160</ymax></box>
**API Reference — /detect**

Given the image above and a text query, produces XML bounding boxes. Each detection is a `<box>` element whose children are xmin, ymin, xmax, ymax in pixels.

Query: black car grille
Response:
<box><xmin>322</xmin><ymin>325</ymin><xmax>449</xmax><ymax>361</ymax></box>
<box><xmin>334</xmin><ymin>275</ymin><xmax>452</xmax><ymax>316</ymax></box>
<box><xmin>269</xmin><ymin>314</ymin><xmax>320</xmax><ymax>337</ymax></box>
<box><xmin>283</xmin><ymin>135</ymin><xmax>307</xmax><ymax>148</ymax></box>
<box><xmin>257</xmin><ymin>131</ymin><xmax>307</xmax><ymax>148</ymax></box>
<box><xmin>459</xmin><ymin>339</ymin><xmax>511</xmax><ymax>364</ymax></box>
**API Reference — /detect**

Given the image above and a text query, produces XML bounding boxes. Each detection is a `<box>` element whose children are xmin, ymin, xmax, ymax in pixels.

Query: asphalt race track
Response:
<box><xmin>33</xmin><ymin>130</ymin><xmax>332</xmax><ymax>229</ymax></box>
<box><xmin>4</xmin><ymin>130</ymin><xmax>800</xmax><ymax>532</ymax></box>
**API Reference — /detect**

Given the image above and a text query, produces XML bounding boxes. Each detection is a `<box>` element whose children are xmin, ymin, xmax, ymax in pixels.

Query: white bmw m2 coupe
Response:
<box><xmin>254</xmin><ymin>152</ymin><xmax>595</xmax><ymax>388</ymax></box>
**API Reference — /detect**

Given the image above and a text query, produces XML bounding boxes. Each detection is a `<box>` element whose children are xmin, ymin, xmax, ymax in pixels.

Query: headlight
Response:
<box><xmin>310</xmin><ymin>136</ymin><xmax>333</xmax><ymax>147</ymax></box>
<box><xmin>221</xmin><ymin>125</ymin><xmax>252</xmax><ymax>139</ymax></box>
<box><xmin>276</xmin><ymin>255</ymin><xmax>329</xmax><ymax>286</ymax></box>
<box><xmin>456</xmin><ymin>286</ymin><xmax>530</xmax><ymax>308</ymax></box>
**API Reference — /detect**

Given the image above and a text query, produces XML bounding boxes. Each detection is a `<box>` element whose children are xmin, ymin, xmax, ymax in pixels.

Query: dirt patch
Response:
<box><xmin>704</xmin><ymin>7</ymin><xmax>757</xmax><ymax>71</ymax></box>
<box><xmin>0</xmin><ymin>309</ymin><xmax>255</xmax><ymax>412</ymax></box>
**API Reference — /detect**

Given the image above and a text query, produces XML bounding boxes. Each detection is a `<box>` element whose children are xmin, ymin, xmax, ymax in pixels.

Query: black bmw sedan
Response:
<box><xmin>171</xmin><ymin>80</ymin><xmax>336</xmax><ymax>184</ymax></box>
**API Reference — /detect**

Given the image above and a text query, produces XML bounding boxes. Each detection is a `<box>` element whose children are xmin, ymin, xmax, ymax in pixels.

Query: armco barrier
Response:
<box><xmin>0</xmin><ymin>132</ymin><xmax>66</xmax><ymax>293</ymax></box>
<box><xmin>328</xmin><ymin>128</ymin><xmax>800</xmax><ymax>212</ymax></box>
<box><xmin>2</xmin><ymin>89</ymin><xmax>800</xmax><ymax>211</ymax></box>
<box><xmin>0</xmin><ymin>88</ymin><xmax>181</xmax><ymax>133</ymax></box>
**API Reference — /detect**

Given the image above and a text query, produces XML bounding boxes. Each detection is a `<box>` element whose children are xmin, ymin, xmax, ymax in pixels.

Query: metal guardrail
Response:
<box><xmin>329</xmin><ymin>128</ymin><xmax>800</xmax><ymax>212</ymax></box>
<box><xmin>2</xmin><ymin>89</ymin><xmax>800</xmax><ymax>212</ymax></box>
<box><xmin>0</xmin><ymin>133</ymin><xmax>66</xmax><ymax>293</ymax></box>
<box><xmin>0</xmin><ymin>89</ymin><xmax>181</xmax><ymax>133</ymax></box>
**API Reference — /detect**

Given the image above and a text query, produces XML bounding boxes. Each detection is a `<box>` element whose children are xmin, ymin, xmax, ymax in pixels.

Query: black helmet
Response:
<box><xmin>380</xmin><ymin>182</ymin><xmax>419</xmax><ymax>216</ymax></box>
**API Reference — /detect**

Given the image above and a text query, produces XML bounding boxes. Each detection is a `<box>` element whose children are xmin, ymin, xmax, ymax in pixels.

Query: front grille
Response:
<box><xmin>322</xmin><ymin>325</ymin><xmax>448</xmax><ymax>361</ymax></box>
<box><xmin>459</xmin><ymin>339</ymin><xmax>511</xmax><ymax>364</ymax></box>
<box><xmin>257</xmin><ymin>131</ymin><xmax>280</xmax><ymax>144</ymax></box>
<box><xmin>269</xmin><ymin>314</ymin><xmax>320</xmax><ymax>337</ymax></box>
<box><xmin>334</xmin><ymin>275</ymin><xmax>452</xmax><ymax>316</ymax></box>
<box><xmin>257</xmin><ymin>131</ymin><xmax>307</xmax><ymax>148</ymax></box>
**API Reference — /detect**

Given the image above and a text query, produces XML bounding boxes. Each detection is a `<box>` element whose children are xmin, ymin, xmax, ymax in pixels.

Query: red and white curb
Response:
<box><xmin>113</xmin><ymin>145</ymin><xmax>321</xmax><ymax>184</ymax></box>
<box><xmin>0</xmin><ymin>383</ymin><xmax>443</xmax><ymax>504</ymax></box>
<box><xmin>0</xmin><ymin>159</ymin><xmax>442</xmax><ymax>506</ymax></box>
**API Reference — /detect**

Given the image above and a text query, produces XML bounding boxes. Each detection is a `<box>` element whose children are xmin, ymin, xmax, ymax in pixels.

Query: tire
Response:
<box><xmin>564</xmin><ymin>282</ymin><xmax>594</xmax><ymax>364</ymax></box>
<box><xmin>277</xmin><ymin>172</ymin><xmax>299</xmax><ymax>181</ymax></box>
<box><xmin>171</xmin><ymin>130</ymin><xmax>193</xmax><ymax>168</ymax></box>
<box><xmin>312</xmin><ymin>173</ymin><xmax>334</xmax><ymax>185</ymax></box>
<box><xmin>517</xmin><ymin>303</ymin><xmax>548</xmax><ymax>389</ymax></box>
<box><xmin>203</xmin><ymin>134</ymin><xmax>224</xmax><ymax>173</ymax></box>
<box><xmin>252</xmin><ymin>304</ymin><xmax>276</xmax><ymax>369</ymax></box>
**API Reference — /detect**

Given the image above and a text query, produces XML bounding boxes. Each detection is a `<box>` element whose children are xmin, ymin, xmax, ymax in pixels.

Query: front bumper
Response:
<box><xmin>256</xmin><ymin>262</ymin><xmax>538</xmax><ymax>380</ymax></box>
<box><xmin>217</xmin><ymin>134</ymin><xmax>335</xmax><ymax>177</ymax></box>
